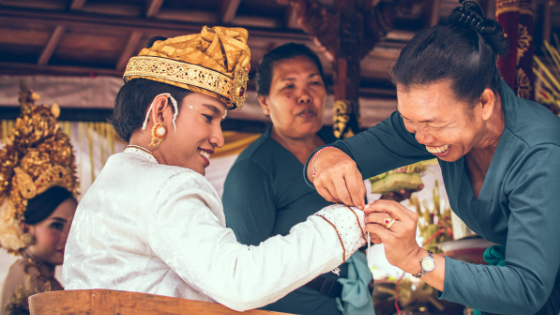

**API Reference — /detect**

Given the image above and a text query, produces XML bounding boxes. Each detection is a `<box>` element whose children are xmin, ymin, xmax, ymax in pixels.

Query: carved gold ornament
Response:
<box><xmin>333</xmin><ymin>100</ymin><xmax>360</xmax><ymax>139</ymax></box>
<box><xmin>0</xmin><ymin>82</ymin><xmax>78</xmax><ymax>255</ymax></box>
<box><xmin>122</xmin><ymin>26</ymin><xmax>251</xmax><ymax>109</ymax></box>
<box><xmin>516</xmin><ymin>24</ymin><xmax>532</xmax><ymax>65</ymax></box>
<box><xmin>124</xmin><ymin>56</ymin><xmax>250</xmax><ymax>110</ymax></box>
<box><xmin>516</xmin><ymin>68</ymin><xmax>532</xmax><ymax>99</ymax></box>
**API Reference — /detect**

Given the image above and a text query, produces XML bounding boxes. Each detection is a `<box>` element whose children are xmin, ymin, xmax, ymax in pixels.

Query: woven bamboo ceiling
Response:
<box><xmin>0</xmin><ymin>0</ymin><xmax>559</xmax><ymax>99</ymax></box>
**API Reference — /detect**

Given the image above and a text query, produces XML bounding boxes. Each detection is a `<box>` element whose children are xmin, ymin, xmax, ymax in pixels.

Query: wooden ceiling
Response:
<box><xmin>0</xmin><ymin>0</ymin><xmax>559</xmax><ymax>100</ymax></box>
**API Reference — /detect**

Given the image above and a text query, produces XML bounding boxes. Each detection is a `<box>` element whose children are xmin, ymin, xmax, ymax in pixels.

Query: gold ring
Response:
<box><xmin>384</xmin><ymin>217</ymin><xmax>396</xmax><ymax>229</ymax></box>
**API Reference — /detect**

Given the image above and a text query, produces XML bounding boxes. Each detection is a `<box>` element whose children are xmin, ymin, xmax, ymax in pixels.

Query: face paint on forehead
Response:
<box><xmin>184</xmin><ymin>104</ymin><xmax>226</xmax><ymax>119</ymax></box>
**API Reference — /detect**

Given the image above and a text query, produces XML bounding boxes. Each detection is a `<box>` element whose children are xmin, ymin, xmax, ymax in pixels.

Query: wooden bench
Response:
<box><xmin>29</xmin><ymin>289</ymin><xmax>291</xmax><ymax>315</ymax></box>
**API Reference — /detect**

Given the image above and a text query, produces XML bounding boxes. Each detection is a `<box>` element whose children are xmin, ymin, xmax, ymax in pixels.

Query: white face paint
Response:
<box><xmin>223</xmin><ymin>109</ymin><xmax>227</xmax><ymax>119</ymax></box>
<box><xmin>141</xmin><ymin>93</ymin><xmax>179</xmax><ymax>131</ymax></box>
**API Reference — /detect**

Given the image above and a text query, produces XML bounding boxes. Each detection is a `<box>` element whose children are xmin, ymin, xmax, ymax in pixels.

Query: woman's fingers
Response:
<box><xmin>365</xmin><ymin>223</ymin><xmax>393</xmax><ymax>240</ymax></box>
<box><xmin>364</xmin><ymin>199</ymin><xmax>416</xmax><ymax>221</ymax></box>
<box><xmin>343</xmin><ymin>168</ymin><xmax>366</xmax><ymax>209</ymax></box>
<box><xmin>332</xmin><ymin>174</ymin><xmax>354</xmax><ymax>206</ymax></box>
<box><xmin>366</xmin><ymin>212</ymin><xmax>395</xmax><ymax>226</ymax></box>
<box><xmin>310</xmin><ymin>148</ymin><xmax>366</xmax><ymax>207</ymax></box>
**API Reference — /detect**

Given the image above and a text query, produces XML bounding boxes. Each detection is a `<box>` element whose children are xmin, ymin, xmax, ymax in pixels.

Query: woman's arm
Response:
<box><xmin>365</xmin><ymin>145</ymin><xmax>560</xmax><ymax>315</ymax></box>
<box><xmin>149</xmin><ymin>175</ymin><xmax>367</xmax><ymax>312</ymax></box>
<box><xmin>305</xmin><ymin>112</ymin><xmax>433</xmax><ymax>208</ymax></box>
<box><xmin>223</xmin><ymin>160</ymin><xmax>276</xmax><ymax>245</ymax></box>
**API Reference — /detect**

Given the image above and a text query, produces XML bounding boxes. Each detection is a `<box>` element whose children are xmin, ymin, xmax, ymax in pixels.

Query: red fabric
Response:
<box><xmin>495</xmin><ymin>0</ymin><xmax>535</xmax><ymax>101</ymax></box>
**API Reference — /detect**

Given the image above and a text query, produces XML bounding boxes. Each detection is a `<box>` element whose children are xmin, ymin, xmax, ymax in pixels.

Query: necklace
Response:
<box><xmin>125</xmin><ymin>145</ymin><xmax>159</xmax><ymax>164</ymax></box>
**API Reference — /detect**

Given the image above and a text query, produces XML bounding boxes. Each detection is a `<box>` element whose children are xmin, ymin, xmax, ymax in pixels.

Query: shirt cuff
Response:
<box><xmin>437</xmin><ymin>256</ymin><xmax>461</xmax><ymax>301</ymax></box>
<box><xmin>313</xmin><ymin>204</ymin><xmax>367</xmax><ymax>263</ymax></box>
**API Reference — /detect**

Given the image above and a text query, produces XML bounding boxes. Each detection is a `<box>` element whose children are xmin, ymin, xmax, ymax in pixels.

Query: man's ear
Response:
<box><xmin>150</xmin><ymin>95</ymin><xmax>172</xmax><ymax>124</ymax></box>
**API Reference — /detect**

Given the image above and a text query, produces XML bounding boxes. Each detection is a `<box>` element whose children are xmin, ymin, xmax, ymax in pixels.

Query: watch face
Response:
<box><xmin>421</xmin><ymin>257</ymin><xmax>436</xmax><ymax>272</ymax></box>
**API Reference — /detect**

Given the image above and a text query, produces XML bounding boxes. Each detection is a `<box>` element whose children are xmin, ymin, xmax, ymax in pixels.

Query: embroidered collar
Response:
<box><xmin>124</xmin><ymin>145</ymin><xmax>159</xmax><ymax>164</ymax></box>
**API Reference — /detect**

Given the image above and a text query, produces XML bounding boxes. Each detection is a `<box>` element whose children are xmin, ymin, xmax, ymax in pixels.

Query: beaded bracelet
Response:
<box><xmin>311</xmin><ymin>146</ymin><xmax>335</xmax><ymax>177</ymax></box>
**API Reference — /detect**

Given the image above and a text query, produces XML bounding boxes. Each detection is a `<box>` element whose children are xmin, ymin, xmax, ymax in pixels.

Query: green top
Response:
<box><xmin>223</xmin><ymin>128</ymin><xmax>343</xmax><ymax>315</ymax></box>
<box><xmin>305</xmin><ymin>81</ymin><xmax>560</xmax><ymax>315</ymax></box>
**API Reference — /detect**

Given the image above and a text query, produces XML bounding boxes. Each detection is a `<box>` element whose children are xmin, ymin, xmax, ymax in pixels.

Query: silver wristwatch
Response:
<box><xmin>412</xmin><ymin>250</ymin><xmax>435</xmax><ymax>278</ymax></box>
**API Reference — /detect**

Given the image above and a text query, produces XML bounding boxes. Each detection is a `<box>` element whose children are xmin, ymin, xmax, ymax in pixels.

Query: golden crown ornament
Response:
<box><xmin>0</xmin><ymin>82</ymin><xmax>78</xmax><ymax>255</ymax></box>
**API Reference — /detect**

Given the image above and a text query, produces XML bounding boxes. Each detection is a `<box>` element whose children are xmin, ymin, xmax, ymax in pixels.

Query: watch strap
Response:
<box><xmin>412</xmin><ymin>250</ymin><xmax>434</xmax><ymax>278</ymax></box>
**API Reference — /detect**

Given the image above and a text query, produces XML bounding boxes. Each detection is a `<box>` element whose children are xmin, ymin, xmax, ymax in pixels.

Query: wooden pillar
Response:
<box><xmin>333</xmin><ymin>0</ymin><xmax>362</xmax><ymax>139</ymax></box>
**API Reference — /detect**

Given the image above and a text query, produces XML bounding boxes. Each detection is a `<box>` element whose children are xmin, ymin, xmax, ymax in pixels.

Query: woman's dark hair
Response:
<box><xmin>111</xmin><ymin>36</ymin><xmax>191</xmax><ymax>142</ymax></box>
<box><xmin>25</xmin><ymin>187</ymin><xmax>74</xmax><ymax>225</ymax></box>
<box><xmin>256</xmin><ymin>43</ymin><xmax>326</xmax><ymax>96</ymax></box>
<box><xmin>391</xmin><ymin>0</ymin><xmax>509</xmax><ymax>104</ymax></box>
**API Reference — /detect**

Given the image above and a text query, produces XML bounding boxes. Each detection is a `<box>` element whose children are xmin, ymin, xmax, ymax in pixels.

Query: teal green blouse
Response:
<box><xmin>305</xmin><ymin>81</ymin><xmax>560</xmax><ymax>315</ymax></box>
<box><xmin>223</xmin><ymin>128</ymin><xmax>343</xmax><ymax>315</ymax></box>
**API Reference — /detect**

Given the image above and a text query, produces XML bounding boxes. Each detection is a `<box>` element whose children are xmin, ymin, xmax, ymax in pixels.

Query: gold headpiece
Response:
<box><xmin>0</xmin><ymin>82</ymin><xmax>78</xmax><ymax>255</ymax></box>
<box><xmin>123</xmin><ymin>26</ymin><xmax>251</xmax><ymax>110</ymax></box>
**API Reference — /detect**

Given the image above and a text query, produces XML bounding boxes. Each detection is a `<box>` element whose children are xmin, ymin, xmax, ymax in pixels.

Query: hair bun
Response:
<box><xmin>448</xmin><ymin>1</ymin><xmax>509</xmax><ymax>56</ymax></box>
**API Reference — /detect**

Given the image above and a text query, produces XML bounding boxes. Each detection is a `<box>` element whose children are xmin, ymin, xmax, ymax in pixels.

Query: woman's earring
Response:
<box><xmin>150</xmin><ymin>123</ymin><xmax>168</xmax><ymax>147</ymax></box>
<box><xmin>21</xmin><ymin>233</ymin><xmax>35</xmax><ymax>247</ymax></box>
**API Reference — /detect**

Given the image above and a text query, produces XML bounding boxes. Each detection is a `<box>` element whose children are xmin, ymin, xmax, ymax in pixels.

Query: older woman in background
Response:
<box><xmin>223</xmin><ymin>43</ymin><xmax>374</xmax><ymax>315</ymax></box>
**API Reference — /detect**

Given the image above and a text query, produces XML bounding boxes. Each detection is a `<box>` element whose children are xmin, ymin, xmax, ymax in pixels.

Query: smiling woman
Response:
<box><xmin>305</xmin><ymin>1</ymin><xmax>560</xmax><ymax>314</ymax></box>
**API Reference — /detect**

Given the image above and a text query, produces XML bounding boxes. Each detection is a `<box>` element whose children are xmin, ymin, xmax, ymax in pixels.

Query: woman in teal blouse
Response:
<box><xmin>223</xmin><ymin>43</ymin><xmax>374</xmax><ymax>315</ymax></box>
<box><xmin>306</xmin><ymin>2</ymin><xmax>560</xmax><ymax>315</ymax></box>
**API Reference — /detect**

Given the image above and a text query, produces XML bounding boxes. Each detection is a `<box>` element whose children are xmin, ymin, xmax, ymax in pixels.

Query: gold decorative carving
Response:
<box><xmin>516</xmin><ymin>68</ymin><xmax>532</xmax><ymax>99</ymax></box>
<box><xmin>516</xmin><ymin>24</ymin><xmax>532</xmax><ymax>65</ymax></box>
<box><xmin>124</xmin><ymin>56</ymin><xmax>250</xmax><ymax>109</ymax></box>
<box><xmin>333</xmin><ymin>100</ymin><xmax>360</xmax><ymax>139</ymax></box>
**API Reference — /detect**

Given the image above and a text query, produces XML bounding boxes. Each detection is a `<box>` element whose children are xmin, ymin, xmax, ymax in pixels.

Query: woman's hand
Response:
<box><xmin>364</xmin><ymin>199</ymin><xmax>423</xmax><ymax>274</ymax></box>
<box><xmin>307</xmin><ymin>148</ymin><xmax>367</xmax><ymax>209</ymax></box>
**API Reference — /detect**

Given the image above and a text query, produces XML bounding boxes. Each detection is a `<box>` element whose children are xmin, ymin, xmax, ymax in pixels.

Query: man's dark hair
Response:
<box><xmin>111</xmin><ymin>36</ymin><xmax>191</xmax><ymax>142</ymax></box>
<box><xmin>256</xmin><ymin>43</ymin><xmax>326</xmax><ymax>96</ymax></box>
<box><xmin>111</xmin><ymin>79</ymin><xmax>191</xmax><ymax>142</ymax></box>
<box><xmin>391</xmin><ymin>1</ymin><xmax>509</xmax><ymax>105</ymax></box>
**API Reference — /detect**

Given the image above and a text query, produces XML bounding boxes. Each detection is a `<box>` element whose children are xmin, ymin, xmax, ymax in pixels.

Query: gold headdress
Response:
<box><xmin>0</xmin><ymin>82</ymin><xmax>78</xmax><ymax>255</ymax></box>
<box><xmin>123</xmin><ymin>26</ymin><xmax>251</xmax><ymax>109</ymax></box>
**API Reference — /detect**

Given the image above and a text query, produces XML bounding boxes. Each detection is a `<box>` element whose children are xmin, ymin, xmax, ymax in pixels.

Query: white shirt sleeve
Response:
<box><xmin>148</xmin><ymin>176</ymin><xmax>366</xmax><ymax>312</ymax></box>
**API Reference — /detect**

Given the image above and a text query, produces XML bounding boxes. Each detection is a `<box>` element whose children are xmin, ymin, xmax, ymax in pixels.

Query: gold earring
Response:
<box><xmin>21</xmin><ymin>233</ymin><xmax>35</xmax><ymax>247</ymax></box>
<box><xmin>150</xmin><ymin>123</ymin><xmax>168</xmax><ymax>147</ymax></box>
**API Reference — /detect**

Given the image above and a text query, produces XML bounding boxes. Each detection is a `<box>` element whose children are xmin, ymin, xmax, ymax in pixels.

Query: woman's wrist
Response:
<box><xmin>401</xmin><ymin>246</ymin><xmax>426</xmax><ymax>275</ymax></box>
<box><xmin>311</xmin><ymin>146</ymin><xmax>335</xmax><ymax>177</ymax></box>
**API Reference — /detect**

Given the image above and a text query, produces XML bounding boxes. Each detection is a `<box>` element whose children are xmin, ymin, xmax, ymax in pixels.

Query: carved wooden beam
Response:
<box><xmin>37</xmin><ymin>25</ymin><xmax>65</xmax><ymax>66</ymax></box>
<box><xmin>220</xmin><ymin>0</ymin><xmax>241</xmax><ymax>23</ymax></box>
<box><xmin>0</xmin><ymin>7</ymin><xmax>312</xmax><ymax>42</ymax></box>
<box><xmin>69</xmin><ymin>0</ymin><xmax>87</xmax><ymax>10</ymax></box>
<box><xmin>423</xmin><ymin>0</ymin><xmax>440</xmax><ymax>27</ymax></box>
<box><xmin>116</xmin><ymin>31</ymin><xmax>143</xmax><ymax>71</ymax></box>
<box><xmin>146</xmin><ymin>0</ymin><xmax>164</xmax><ymax>17</ymax></box>
<box><xmin>284</xmin><ymin>5</ymin><xmax>299</xmax><ymax>29</ymax></box>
